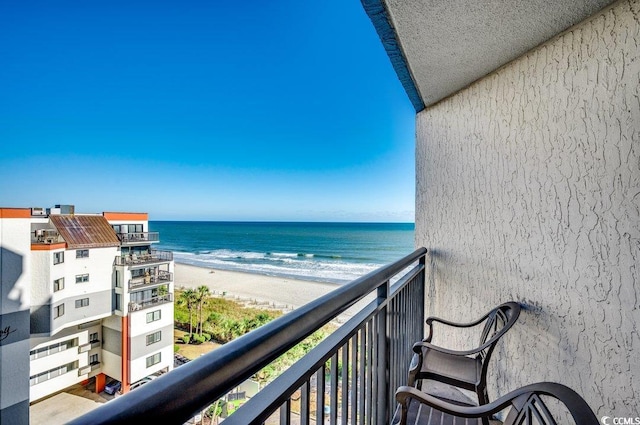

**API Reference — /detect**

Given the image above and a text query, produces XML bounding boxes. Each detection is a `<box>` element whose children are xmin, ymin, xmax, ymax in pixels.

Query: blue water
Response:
<box><xmin>149</xmin><ymin>221</ymin><xmax>415</xmax><ymax>284</ymax></box>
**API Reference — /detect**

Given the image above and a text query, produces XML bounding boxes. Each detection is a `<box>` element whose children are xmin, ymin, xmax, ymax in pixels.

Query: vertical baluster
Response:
<box><xmin>366</xmin><ymin>319</ymin><xmax>373</xmax><ymax>425</ymax></box>
<box><xmin>301</xmin><ymin>380</ymin><xmax>310</xmax><ymax>425</ymax></box>
<box><xmin>359</xmin><ymin>327</ymin><xmax>366</xmax><ymax>425</ymax></box>
<box><xmin>342</xmin><ymin>343</ymin><xmax>349</xmax><ymax>425</ymax></box>
<box><xmin>317</xmin><ymin>365</ymin><xmax>325</xmax><ymax>425</ymax></box>
<box><xmin>389</xmin><ymin>292</ymin><xmax>398</xmax><ymax>404</ymax></box>
<box><xmin>330</xmin><ymin>352</ymin><xmax>338</xmax><ymax>425</ymax></box>
<box><xmin>280</xmin><ymin>399</ymin><xmax>291</xmax><ymax>425</ymax></box>
<box><xmin>351</xmin><ymin>332</ymin><xmax>359</xmax><ymax>425</ymax></box>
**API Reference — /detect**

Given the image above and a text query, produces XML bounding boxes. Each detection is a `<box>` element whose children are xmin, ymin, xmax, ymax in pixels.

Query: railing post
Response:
<box><xmin>376</xmin><ymin>280</ymin><xmax>389</xmax><ymax>425</ymax></box>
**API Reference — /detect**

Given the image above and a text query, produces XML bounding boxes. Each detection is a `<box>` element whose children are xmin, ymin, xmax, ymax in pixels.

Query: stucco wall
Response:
<box><xmin>415</xmin><ymin>0</ymin><xmax>639</xmax><ymax>416</ymax></box>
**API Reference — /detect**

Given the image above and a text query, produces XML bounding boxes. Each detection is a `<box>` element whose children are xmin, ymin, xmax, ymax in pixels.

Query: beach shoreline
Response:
<box><xmin>174</xmin><ymin>261</ymin><xmax>342</xmax><ymax>311</ymax></box>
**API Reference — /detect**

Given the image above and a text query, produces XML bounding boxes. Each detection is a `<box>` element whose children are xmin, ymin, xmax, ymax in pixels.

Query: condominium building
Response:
<box><xmin>0</xmin><ymin>205</ymin><xmax>174</xmax><ymax>424</ymax></box>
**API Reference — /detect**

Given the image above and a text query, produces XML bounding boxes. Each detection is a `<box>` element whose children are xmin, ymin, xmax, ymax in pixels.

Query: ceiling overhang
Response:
<box><xmin>362</xmin><ymin>0</ymin><xmax>618</xmax><ymax>111</ymax></box>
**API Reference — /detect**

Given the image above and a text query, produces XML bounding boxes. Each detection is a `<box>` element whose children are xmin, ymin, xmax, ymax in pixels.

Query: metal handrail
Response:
<box><xmin>116</xmin><ymin>232</ymin><xmax>160</xmax><ymax>244</ymax></box>
<box><xmin>128</xmin><ymin>294</ymin><xmax>174</xmax><ymax>312</ymax></box>
<box><xmin>113</xmin><ymin>250</ymin><xmax>174</xmax><ymax>266</ymax></box>
<box><xmin>129</xmin><ymin>271</ymin><xmax>173</xmax><ymax>289</ymax></box>
<box><xmin>69</xmin><ymin>247</ymin><xmax>427</xmax><ymax>425</ymax></box>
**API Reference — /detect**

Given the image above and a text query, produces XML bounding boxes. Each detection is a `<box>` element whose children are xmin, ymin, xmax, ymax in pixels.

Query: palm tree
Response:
<box><xmin>178</xmin><ymin>289</ymin><xmax>197</xmax><ymax>338</ymax></box>
<box><xmin>195</xmin><ymin>285</ymin><xmax>210</xmax><ymax>336</ymax></box>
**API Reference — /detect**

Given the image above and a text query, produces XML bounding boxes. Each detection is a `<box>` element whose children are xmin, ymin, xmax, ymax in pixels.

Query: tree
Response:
<box><xmin>178</xmin><ymin>289</ymin><xmax>197</xmax><ymax>338</ymax></box>
<box><xmin>196</xmin><ymin>285</ymin><xmax>210</xmax><ymax>336</ymax></box>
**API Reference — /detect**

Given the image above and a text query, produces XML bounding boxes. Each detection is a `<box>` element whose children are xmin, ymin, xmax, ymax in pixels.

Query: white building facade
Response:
<box><xmin>0</xmin><ymin>205</ymin><xmax>174</xmax><ymax>425</ymax></box>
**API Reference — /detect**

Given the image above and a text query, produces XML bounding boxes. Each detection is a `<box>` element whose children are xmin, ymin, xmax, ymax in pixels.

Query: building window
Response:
<box><xmin>75</xmin><ymin>274</ymin><xmax>89</xmax><ymax>283</ymax></box>
<box><xmin>128</xmin><ymin>224</ymin><xmax>143</xmax><ymax>233</ymax></box>
<box><xmin>75</xmin><ymin>298</ymin><xmax>89</xmax><ymax>308</ymax></box>
<box><xmin>53</xmin><ymin>278</ymin><xmax>64</xmax><ymax>292</ymax></box>
<box><xmin>76</xmin><ymin>249</ymin><xmax>89</xmax><ymax>258</ymax></box>
<box><xmin>89</xmin><ymin>332</ymin><xmax>99</xmax><ymax>343</ymax></box>
<box><xmin>53</xmin><ymin>251</ymin><xmax>64</xmax><ymax>265</ymax></box>
<box><xmin>54</xmin><ymin>303</ymin><xmax>64</xmax><ymax>318</ymax></box>
<box><xmin>146</xmin><ymin>352</ymin><xmax>161</xmax><ymax>368</ymax></box>
<box><xmin>89</xmin><ymin>354</ymin><xmax>99</xmax><ymax>365</ymax></box>
<box><xmin>146</xmin><ymin>310</ymin><xmax>161</xmax><ymax>323</ymax></box>
<box><xmin>29</xmin><ymin>338</ymin><xmax>77</xmax><ymax>360</ymax></box>
<box><xmin>146</xmin><ymin>331</ymin><xmax>161</xmax><ymax>346</ymax></box>
<box><xmin>29</xmin><ymin>361</ymin><xmax>78</xmax><ymax>386</ymax></box>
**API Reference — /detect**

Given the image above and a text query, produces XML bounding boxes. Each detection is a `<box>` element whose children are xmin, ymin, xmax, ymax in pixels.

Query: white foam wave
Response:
<box><xmin>172</xmin><ymin>250</ymin><xmax>381</xmax><ymax>284</ymax></box>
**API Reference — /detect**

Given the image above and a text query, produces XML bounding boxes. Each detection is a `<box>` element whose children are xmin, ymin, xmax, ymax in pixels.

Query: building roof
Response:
<box><xmin>362</xmin><ymin>0</ymin><xmax>617</xmax><ymax>110</ymax></box>
<box><xmin>50</xmin><ymin>215</ymin><xmax>121</xmax><ymax>249</ymax></box>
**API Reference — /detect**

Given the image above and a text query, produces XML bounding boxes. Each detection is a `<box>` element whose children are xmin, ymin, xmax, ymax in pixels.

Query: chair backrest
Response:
<box><xmin>477</xmin><ymin>302</ymin><xmax>521</xmax><ymax>364</ymax></box>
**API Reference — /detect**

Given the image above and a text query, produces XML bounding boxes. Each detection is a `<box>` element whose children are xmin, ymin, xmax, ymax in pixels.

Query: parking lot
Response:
<box><xmin>30</xmin><ymin>360</ymin><xmax>177</xmax><ymax>424</ymax></box>
<box><xmin>30</xmin><ymin>382</ymin><xmax>111</xmax><ymax>425</ymax></box>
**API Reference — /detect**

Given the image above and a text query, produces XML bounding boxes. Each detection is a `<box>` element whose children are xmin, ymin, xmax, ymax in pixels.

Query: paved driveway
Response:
<box><xmin>30</xmin><ymin>384</ymin><xmax>110</xmax><ymax>425</ymax></box>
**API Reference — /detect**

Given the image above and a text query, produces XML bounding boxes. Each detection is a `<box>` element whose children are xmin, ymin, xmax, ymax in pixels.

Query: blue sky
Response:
<box><xmin>0</xmin><ymin>1</ymin><xmax>415</xmax><ymax>222</ymax></box>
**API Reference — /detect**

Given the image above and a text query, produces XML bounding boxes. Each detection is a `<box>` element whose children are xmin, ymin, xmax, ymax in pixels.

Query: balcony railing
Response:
<box><xmin>116</xmin><ymin>232</ymin><xmax>160</xmax><ymax>244</ymax></box>
<box><xmin>129</xmin><ymin>271</ymin><xmax>173</xmax><ymax>289</ymax></box>
<box><xmin>114</xmin><ymin>250</ymin><xmax>173</xmax><ymax>266</ymax></box>
<box><xmin>70</xmin><ymin>248</ymin><xmax>427</xmax><ymax>425</ymax></box>
<box><xmin>78</xmin><ymin>362</ymin><xmax>101</xmax><ymax>376</ymax></box>
<box><xmin>31</xmin><ymin>229</ymin><xmax>62</xmax><ymax>244</ymax></box>
<box><xmin>128</xmin><ymin>294</ymin><xmax>174</xmax><ymax>312</ymax></box>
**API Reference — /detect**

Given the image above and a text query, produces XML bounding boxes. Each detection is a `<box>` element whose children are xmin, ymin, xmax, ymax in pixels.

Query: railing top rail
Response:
<box><xmin>69</xmin><ymin>247</ymin><xmax>427</xmax><ymax>425</ymax></box>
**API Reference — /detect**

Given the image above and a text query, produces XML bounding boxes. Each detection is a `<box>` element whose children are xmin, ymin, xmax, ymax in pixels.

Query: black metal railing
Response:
<box><xmin>129</xmin><ymin>271</ymin><xmax>173</xmax><ymax>289</ymax></box>
<box><xmin>69</xmin><ymin>248</ymin><xmax>427</xmax><ymax>425</ymax></box>
<box><xmin>31</xmin><ymin>229</ymin><xmax>62</xmax><ymax>244</ymax></box>
<box><xmin>116</xmin><ymin>232</ymin><xmax>160</xmax><ymax>244</ymax></box>
<box><xmin>128</xmin><ymin>294</ymin><xmax>174</xmax><ymax>312</ymax></box>
<box><xmin>114</xmin><ymin>250</ymin><xmax>173</xmax><ymax>266</ymax></box>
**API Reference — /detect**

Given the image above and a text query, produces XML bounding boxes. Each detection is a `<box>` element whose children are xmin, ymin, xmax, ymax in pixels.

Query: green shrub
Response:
<box><xmin>175</xmin><ymin>289</ymin><xmax>282</xmax><ymax>344</ymax></box>
<box><xmin>182</xmin><ymin>334</ymin><xmax>191</xmax><ymax>344</ymax></box>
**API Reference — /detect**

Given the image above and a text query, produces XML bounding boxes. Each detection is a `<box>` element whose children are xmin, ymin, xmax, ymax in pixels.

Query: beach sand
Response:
<box><xmin>174</xmin><ymin>263</ymin><xmax>367</xmax><ymax>320</ymax></box>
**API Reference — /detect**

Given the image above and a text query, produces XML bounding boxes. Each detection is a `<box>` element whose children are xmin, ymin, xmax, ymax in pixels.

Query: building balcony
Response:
<box><xmin>129</xmin><ymin>271</ymin><xmax>173</xmax><ymax>290</ymax></box>
<box><xmin>31</xmin><ymin>229</ymin><xmax>62</xmax><ymax>244</ymax></box>
<box><xmin>70</xmin><ymin>249</ymin><xmax>427</xmax><ymax>425</ymax></box>
<box><xmin>114</xmin><ymin>250</ymin><xmax>173</xmax><ymax>267</ymax></box>
<box><xmin>77</xmin><ymin>362</ymin><xmax>101</xmax><ymax>376</ymax></box>
<box><xmin>128</xmin><ymin>293</ymin><xmax>174</xmax><ymax>312</ymax></box>
<box><xmin>116</xmin><ymin>232</ymin><xmax>160</xmax><ymax>245</ymax></box>
<box><xmin>78</xmin><ymin>340</ymin><xmax>101</xmax><ymax>353</ymax></box>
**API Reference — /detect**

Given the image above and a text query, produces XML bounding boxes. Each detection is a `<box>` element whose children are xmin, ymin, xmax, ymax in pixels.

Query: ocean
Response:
<box><xmin>149</xmin><ymin>221</ymin><xmax>415</xmax><ymax>284</ymax></box>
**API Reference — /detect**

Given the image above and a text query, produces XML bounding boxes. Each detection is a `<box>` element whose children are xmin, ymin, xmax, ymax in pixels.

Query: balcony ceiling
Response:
<box><xmin>365</xmin><ymin>0</ymin><xmax>618</xmax><ymax>110</ymax></box>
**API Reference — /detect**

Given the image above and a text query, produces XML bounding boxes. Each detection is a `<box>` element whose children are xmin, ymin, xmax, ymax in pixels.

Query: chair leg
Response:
<box><xmin>476</xmin><ymin>386</ymin><xmax>488</xmax><ymax>405</ymax></box>
<box><xmin>477</xmin><ymin>386</ymin><xmax>490</xmax><ymax>425</ymax></box>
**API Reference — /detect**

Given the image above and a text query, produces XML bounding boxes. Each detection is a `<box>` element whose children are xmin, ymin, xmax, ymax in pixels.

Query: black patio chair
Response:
<box><xmin>408</xmin><ymin>301</ymin><xmax>521</xmax><ymax>411</ymax></box>
<box><xmin>391</xmin><ymin>382</ymin><xmax>598</xmax><ymax>425</ymax></box>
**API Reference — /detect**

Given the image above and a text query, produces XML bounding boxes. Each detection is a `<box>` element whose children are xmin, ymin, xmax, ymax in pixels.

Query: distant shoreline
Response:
<box><xmin>173</xmin><ymin>262</ymin><xmax>373</xmax><ymax>321</ymax></box>
<box><xmin>174</xmin><ymin>262</ymin><xmax>339</xmax><ymax>310</ymax></box>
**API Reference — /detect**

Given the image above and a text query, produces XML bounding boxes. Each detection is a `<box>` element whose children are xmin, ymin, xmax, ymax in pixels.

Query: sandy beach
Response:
<box><xmin>174</xmin><ymin>263</ymin><xmax>348</xmax><ymax>314</ymax></box>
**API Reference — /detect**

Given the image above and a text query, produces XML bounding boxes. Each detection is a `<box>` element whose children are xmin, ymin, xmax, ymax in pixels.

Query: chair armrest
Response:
<box><xmin>396</xmin><ymin>385</ymin><xmax>497</xmax><ymax>419</ymax></box>
<box><xmin>395</xmin><ymin>383</ymin><xmax>599</xmax><ymax>423</ymax></box>
<box><xmin>412</xmin><ymin>340</ymin><xmax>484</xmax><ymax>357</ymax></box>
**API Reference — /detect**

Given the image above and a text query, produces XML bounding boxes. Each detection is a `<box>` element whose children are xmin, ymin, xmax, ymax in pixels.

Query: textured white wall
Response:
<box><xmin>415</xmin><ymin>0</ymin><xmax>639</xmax><ymax>416</ymax></box>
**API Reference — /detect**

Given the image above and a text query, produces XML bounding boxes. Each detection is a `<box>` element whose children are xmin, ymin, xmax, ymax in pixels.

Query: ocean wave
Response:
<box><xmin>172</xmin><ymin>249</ymin><xmax>382</xmax><ymax>284</ymax></box>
